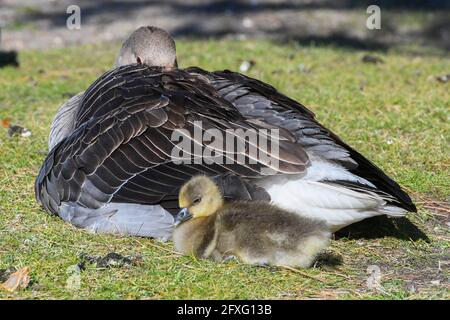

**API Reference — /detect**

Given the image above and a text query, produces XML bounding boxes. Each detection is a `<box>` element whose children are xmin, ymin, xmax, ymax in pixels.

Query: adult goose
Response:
<box><xmin>36</xmin><ymin>26</ymin><xmax>416</xmax><ymax>240</ymax></box>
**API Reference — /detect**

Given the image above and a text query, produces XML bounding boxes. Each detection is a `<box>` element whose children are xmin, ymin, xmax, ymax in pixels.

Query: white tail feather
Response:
<box><xmin>263</xmin><ymin>178</ymin><xmax>406</xmax><ymax>232</ymax></box>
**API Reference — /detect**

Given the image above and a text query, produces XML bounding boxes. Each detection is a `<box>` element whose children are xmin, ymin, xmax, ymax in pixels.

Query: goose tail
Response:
<box><xmin>379</xmin><ymin>205</ymin><xmax>407</xmax><ymax>217</ymax></box>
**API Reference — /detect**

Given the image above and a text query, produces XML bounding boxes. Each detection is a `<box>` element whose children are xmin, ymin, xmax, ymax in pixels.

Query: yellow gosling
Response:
<box><xmin>173</xmin><ymin>175</ymin><xmax>331</xmax><ymax>268</ymax></box>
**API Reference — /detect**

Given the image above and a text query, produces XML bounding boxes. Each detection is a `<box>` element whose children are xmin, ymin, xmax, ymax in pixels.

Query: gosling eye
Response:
<box><xmin>192</xmin><ymin>197</ymin><xmax>201</xmax><ymax>205</ymax></box>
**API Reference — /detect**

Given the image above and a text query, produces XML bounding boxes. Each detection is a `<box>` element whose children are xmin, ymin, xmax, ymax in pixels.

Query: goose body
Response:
<box><xmin>36</xmin><ymin>27</ymin><xmax>416</xmax><ymax>240</ymax></box>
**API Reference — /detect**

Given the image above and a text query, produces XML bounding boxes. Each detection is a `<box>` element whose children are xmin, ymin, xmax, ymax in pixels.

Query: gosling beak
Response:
<box><xmin>175</xmin><ymin>208</ymin><xmax>192</xmax><ymax>225</ymax></box>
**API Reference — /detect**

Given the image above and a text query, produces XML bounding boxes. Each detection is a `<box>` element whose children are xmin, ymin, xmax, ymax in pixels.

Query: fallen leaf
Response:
<box><xmin>1</xmin><ymin>118</ymin><xmax>11</xmax><ymax>128</ymax></box>
<box><xmin>1</xmin><ymin>267</ymin><xmax>31</xmax><ymax>292</ymax></box>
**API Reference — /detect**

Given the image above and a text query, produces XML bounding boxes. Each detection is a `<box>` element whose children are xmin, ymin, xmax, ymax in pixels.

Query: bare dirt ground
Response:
<box><xmin>1</xmin><ymin>0</ymin><xmax>449</xmax><ymax>51</ymax></box>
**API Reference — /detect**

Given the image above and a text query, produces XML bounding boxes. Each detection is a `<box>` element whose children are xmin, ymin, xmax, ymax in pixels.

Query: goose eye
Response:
<box><xmin>193</xmin><ymin>197</ymin><xmax>201</xmax><ymax>205</ymax></box>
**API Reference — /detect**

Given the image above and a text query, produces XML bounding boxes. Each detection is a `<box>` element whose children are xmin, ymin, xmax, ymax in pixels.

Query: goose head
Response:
<box><xmin>115</xmin><ymin>26</ymin><xmax>177</xmax><ymax>69</ymax></box>
<box><xmin>176</xmin><ymin>176</ymin><xmax>224</xmax><ymax>225</ymax></box>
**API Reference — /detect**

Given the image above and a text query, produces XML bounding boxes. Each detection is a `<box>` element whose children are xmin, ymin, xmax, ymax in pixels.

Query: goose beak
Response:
<box><xmin>175</xmin><ymin>208</ymin><xmax>192</xmax><ymax>225</ymax></box>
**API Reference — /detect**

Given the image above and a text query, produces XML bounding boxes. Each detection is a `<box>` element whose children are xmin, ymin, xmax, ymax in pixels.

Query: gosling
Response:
<box><xmin>173</xmin><ymin>176</ymin><xmax>331</xmax><ymax>268</ymax></box>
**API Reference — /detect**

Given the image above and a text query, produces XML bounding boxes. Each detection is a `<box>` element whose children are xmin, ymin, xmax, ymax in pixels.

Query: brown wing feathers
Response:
<box><xmin>36</xmin><ymin>65</ymin><xmax>309</xmax><ymax>215</ymax></box>
<box><xmin>190</xmin><ymin>68</ymin><xmax>416</xmax><ymax>212</ymax></box>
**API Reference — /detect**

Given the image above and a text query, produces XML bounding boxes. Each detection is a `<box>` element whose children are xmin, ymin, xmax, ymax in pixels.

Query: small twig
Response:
<box><xmin>280</xmin><ymin>265</ymin><xmax>326</xmax><ymax>283</ymax></box>
<box><xmin>416</xmin><ymin>201</ymin><xmax>448</xmax><ymax>204</ymax></box>
<box><xmin>138</xmin><ymin>239</ymin><xmax>182</xmax><ymax>256</ymax></box>
<box><xmin>346</xmin><ymin>289</ymin><xmax>363</xmax><ymax>298</ymax></box>
<box><xmin>321</xmin><ymin>271</ymin><xmax>351</xmax><ymax>280</ymax></box>
<box><xmin>433</xmin><ymin>235</ymin><xmax>450</xmax><ymax>242</ymax></box>
<box><xmin>154</xmin><ymin>254</ymin><xmax>183</xmax><ymax>259</ymax></box>
<box><xmin>182</xmin><ymin>264</ymin><xmax>197</xmax><ymax>270</ymax></box>
<box><xmin>423</xmin><ymin>205</ymin><xmax>450</xmax><ymax>214</ymax></box>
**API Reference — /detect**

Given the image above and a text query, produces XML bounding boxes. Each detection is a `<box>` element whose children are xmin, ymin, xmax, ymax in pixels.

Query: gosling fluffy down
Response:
<box><xmin>173</xmin><ymin>176</ymin><xmax>331</xmax><ymax>268</ymax></box>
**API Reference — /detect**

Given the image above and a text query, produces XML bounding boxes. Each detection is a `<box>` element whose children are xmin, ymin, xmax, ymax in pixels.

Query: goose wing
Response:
<box><xmin>186</xmin><ymin>67</ymin><xmax>416</xmax><ymax>212</ymax></box>
<box><xmin>36</xmin><ymin>64</ymin><xmax>309</xmax><ymax>215</ymax></box>
<box><xmin>48</xmin><ymin>92</ymin><xmax>84</xmax><ymax>150</ymax></box>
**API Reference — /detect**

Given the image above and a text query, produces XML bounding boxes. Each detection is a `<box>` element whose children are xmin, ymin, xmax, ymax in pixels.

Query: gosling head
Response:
<box><xmin>176</xmin><ymin>176</ymin><xmax>224</xmax><ymax>225</ymax></box>
<box><xmin>115</xmin><ymin>26</ymin><xmax>177</xmax><ymax>69</ymax></box>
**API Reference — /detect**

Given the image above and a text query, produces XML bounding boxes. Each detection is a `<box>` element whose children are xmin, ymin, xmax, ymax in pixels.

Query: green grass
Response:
<box><xmin>0</xmin><ymin>40</ymin><xmax>448</xmax><ymax>299</ymax></box>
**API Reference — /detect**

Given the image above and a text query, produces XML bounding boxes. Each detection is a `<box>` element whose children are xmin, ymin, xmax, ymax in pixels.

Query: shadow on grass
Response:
<box><xmin>12</xmin><ymin>0</ymin><xmax>450</xmax><ymax>53</ymax></box>
<box><xmin>335</xmin><ymin>216</ymin><xmax>429</xmax><ymax>242</ymax></box>
<box><xmin>281</xmin><ymin>33</ymin><xmax>390</xmax><ymax>51</ymax></box>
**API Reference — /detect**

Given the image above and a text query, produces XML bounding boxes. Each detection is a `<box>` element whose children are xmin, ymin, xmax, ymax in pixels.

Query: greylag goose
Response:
<box><xmin>36</xmin><ymin>26</ymin><xmax>416</xmax><ymax>240</ymax></box>
<box><xmin>174</xmin><ymin>175</ymin><xmax>331</xmax><ymax>267</ymax></box>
